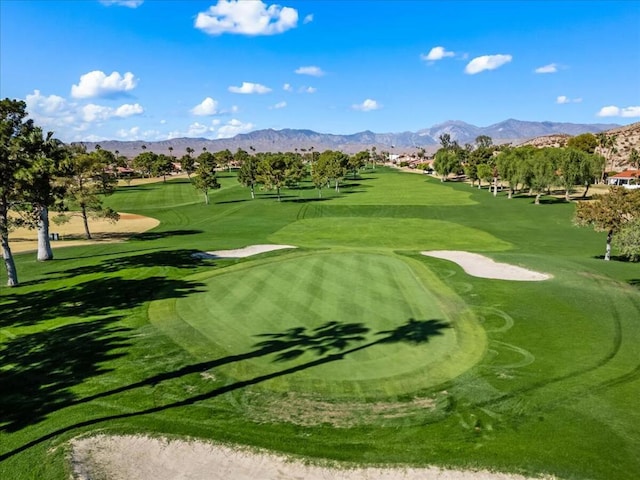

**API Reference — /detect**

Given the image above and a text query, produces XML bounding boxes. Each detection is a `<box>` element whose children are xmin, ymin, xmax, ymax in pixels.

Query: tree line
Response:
<box><xmin>2</xmin><ymin>99</ymin><xmax>122</xmax><ymax>286</ymax></box>
<box><xmin>432</xmin><ymin>133</ymin><xmax>609</xmax><ymax>203</ymax></box>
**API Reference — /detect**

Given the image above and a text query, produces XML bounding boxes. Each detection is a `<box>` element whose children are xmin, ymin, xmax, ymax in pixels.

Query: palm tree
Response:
<box><xmin>596</xmin><ymin>133</ymin><xmax>618</xmax><ymax>182</ymax></box>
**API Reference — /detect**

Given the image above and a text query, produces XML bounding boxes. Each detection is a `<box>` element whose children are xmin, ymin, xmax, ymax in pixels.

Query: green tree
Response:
<box><xmin>311</xmin><ymin>163</ymin><xmax>330</xmax><ymax>198</ymax></box>
<box><xmin>257</xmin><ymin>153</ymin><xmax>289</xmax><ymax>201</ymax></box>
<box><xmin>216</xmin><ymin>148</ymin><xmax>234</xmax><ymax>172</ymax></box>
<box><xmin>349</xmin><ymin>151</ymin><xmax>369</xmax><ymax>179</ymax></box>
<box><xmin>180</xmin><ymin>153</ymin><xmax>195</xmax><ymax>179</ymax></box>
<box><xmin>0</xmin><ymin>98</ymin><xmax>33</xmax><ymax>286</ymax></box>
<box><xmin>57</xmin><ymin>145</ymin><xmax>119</xmax><ymax>240</ymax></box>
<box><xmin>530</xmin><ymin>148</ymin><xmax>560</xmax><ymax>204</ymax></box>
<box><xmin>556</xmin><ymin>148</ymin><xmax>604</xmax><ymax>201</ymax></box>
<box><xmin>477</xmin><ymin>163</ymin><xmax>494</xmax><ymax>189</ymax></box>
<box><xmin>475</xmin><ymin>135</ymin><xmax>493</xmax><ymax>149</ymax></box>
<box><xmin>613</xmin><ymin>218</ymin><xmax>640</xmax><ymax>262</ymax></box>
<box><xmin>496</xmin><ymin>146</ymin><xmax>534</xmax><ymax>198</ymax></box>
<box><xmin>283</xmin><ymin>152</ymin><xmax>306</xmax><ymax>188</ymax></box>
<box><xmin>433</xmin><ymin>149</ymin><xmax>460</xmax><ymax>182</ymax></box>
<box><xmin>316</xmin><ymin>150</ymin><xmax>349</xmax><ymax>191</ymax></box>
<box><xmin>15</xmin><ymin>127</ymin><xmax>66</xmax><ymax>261</ymax></box>
<box><xmin>596</xmin><ymin>133</ymin><xmax>618</xmax><ymax>181</ymax></box>
<box><xmin>152</xmin><ymin>153</ymin><xmax>174</xmax><ymax>182</ymax></box>
<box><xmin>132</xmin><ymin>151</ymin><xmax>157</xmax><ymax>178</ymax></box>
<box><xmin>192</xmin><ymin>152</ymin><xmax>220</xmax><ymax>204</ymax></box>
<box><xmin>237</xmin><ymin>154</ymin><xmax>260</xmax><ymax>199</ymax></box>
<box><xmin>574</xmin><ymin>187</ymin><xmax>640</xmax><ymax>260</ymax></box>
<box><xmin>567</xmin><ymin>133</ymin><xmax>597</xmax><ymax>154</ymax></box>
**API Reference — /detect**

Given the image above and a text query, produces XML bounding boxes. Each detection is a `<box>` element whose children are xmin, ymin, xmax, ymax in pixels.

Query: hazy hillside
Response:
<box><xmin>518</xmin><ymin>121</ymin><xmax>640</xmax><ymax>170</ymax></box>
<box><xmin>81</xmin><ymin>119</ymin><xmax>621</xmax><ymax>158</ymax></box>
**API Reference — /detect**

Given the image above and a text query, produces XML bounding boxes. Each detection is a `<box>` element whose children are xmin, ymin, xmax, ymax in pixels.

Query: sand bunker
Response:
<box><xmin>9</xmin><ymin>213</ymin><xmax>159</xmax><ymax>254</ymax></box>
<box><xmin>70</xmin><ymin>435</ymin><xmax>549</xmax><ymax>480</ymax></box>
<box><xmin>193</xmin><ymin>244</ymin><xmax>297</xmax><ymax>259</ymax></box>
<box><xmin>421</xmin><ymin>251</ymin><xmax>551</xmax><ymax>281</ymax></box>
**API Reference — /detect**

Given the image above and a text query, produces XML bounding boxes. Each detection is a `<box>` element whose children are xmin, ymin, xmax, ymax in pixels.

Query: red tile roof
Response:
<box><xmin>610</xmin><ymin>170</ymin><xmax>640</xmax><ymax>178</ymax></box>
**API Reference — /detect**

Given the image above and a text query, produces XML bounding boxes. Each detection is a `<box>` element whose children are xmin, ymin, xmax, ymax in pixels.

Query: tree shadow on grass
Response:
<box><xmin>0</xmin><ymin>318</ymin><xmax>449</xmax><ymax>459</ymax></box>
<box><xmin>0</xmin><ymin>275</ymin><xmax>205</xmax><ymax>329</ymax></box>
<box><xmin>0</xmin><ymin>316</ymin><xmax>130</xmax><ymax>432</ymax></box>
<box><xmin>629</xmin><ymin>279</ymin><xmax>640</xmax><ymax>289</ymax></box>
<box><xmin>128</xmin><ymin>229</ymin><xmax>204</xmax><ymax>241</ymax></box>
<box><xmin>46</xmin><ymin>249</ymin><xmax>215</xmax><ymax>281</ymax></box>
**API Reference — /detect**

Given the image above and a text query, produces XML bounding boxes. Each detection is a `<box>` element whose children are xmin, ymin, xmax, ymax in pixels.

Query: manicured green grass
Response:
<box><xmin>1</xmin><ymin>168</ymin><xmax>639</xmax><ymax>480</ymax></box>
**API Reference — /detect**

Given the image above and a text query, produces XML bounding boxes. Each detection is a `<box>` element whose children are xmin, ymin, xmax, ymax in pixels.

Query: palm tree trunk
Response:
<box><xmin>36</xmin><ymin>205</ymin><xmax>54</xmax><ymax>261</ymax></box>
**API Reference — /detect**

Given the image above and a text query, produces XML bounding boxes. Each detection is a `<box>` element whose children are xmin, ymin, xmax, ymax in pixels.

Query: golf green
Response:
<box><xmin>154</xmin><ymin>251</ymin><xmax>487</xmax><ymax>400</ymax></box>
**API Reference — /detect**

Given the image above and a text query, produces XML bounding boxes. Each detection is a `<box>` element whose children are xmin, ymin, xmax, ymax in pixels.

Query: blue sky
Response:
<box><xmin>1</xmin><ymin>0</ymin><xmax>639</xmax><ymax>142</ymax></box>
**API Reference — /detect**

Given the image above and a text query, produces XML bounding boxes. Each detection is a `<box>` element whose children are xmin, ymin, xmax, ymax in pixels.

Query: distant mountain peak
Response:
<box><xmin>80</xmin><ymin>119</ymin><xmax>622</xmax><ymax>157</ymax></box>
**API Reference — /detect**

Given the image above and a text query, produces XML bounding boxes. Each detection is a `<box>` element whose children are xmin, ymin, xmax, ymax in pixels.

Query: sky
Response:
<box><xmin>1</xmin><ymin>0</ymin><xmax>639</xmax><ymax>143</ymax></box>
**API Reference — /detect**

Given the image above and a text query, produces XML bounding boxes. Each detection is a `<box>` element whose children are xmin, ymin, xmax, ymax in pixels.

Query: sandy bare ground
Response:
<box><xmin>9</xmin><ymin>213</ymin><xmax>159</xmax><ymax>254</ymax></box>
<box><xmin>192</xmin><ymin>244</ymin><xmax>297</xmax><ymax>259</ymax></box>
<box><xmin>421</xmin><ymin>251</ymin><xmax>551</xmax><ymax>281</ymax></box>
<box><xmin>70</xmin><ymin>435</ymin><xmax>552</xmax><ymax>480</ymax></box>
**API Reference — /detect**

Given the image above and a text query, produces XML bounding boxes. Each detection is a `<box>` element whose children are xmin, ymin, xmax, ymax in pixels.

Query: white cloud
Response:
<box><xmin>191</xmin><ymin>97</ymin><xmax>219</xmax><ymax>115</ymax></box>
<box><xmin>114</xmin><ymin>103</ymin><xmax>144</xmax><ymax>117</ymax></box>
<box><xmin>25</xmin><ymin>89</ymin><xmax>76</xmax><ymax>127</ymax></box>
<box><xmin>352</xmin><ymin>99</ymin><xmax>381</xmax><ymax>111</ymax></box>
<box><xmin>270</xmin><ymin>101</ymin><xmax>287</xmax><ymax>109</ymax></box>
<box><xmin>303</xmin><ymin>14</ymin><xmax>313</xmax><ymax>24</ymax></box>
<box><xmin>217</xmin><ymin>119</ymin><xmax>255</xmax><ymax>138</ymax></box>
<box><xmin>464</xmin><ymin>54</ymin><xmax>512</xmax><ymax>74</ymax></box>
<box><xmin>421</xmin><ymin>46</ymin><xmax>455</xmax><ymax>62</ymax></box>
<box><xmin>228</xmin><ymin>82</ymin><xmax>272</xmax><ymax>94</ymax></box>
<box><xmin>99</xmin><ymin>0</ymin><xmax>143</xmax><ymax>7</ymax></box>
<box><xmin>82</xmin><ymin>102</ymin><xmax>144</xmax><ymax>122</ymax></box>
<box><xmin>71</xmin><ymin>70</ymin><xmax>138</xmax><ymax>98</ymax></box>
<box><xmin>187</xmin><ymin>122</ymin><xmax>212</xmax><ymax>136</ymax></box>
<box><xmin>295</xmin><ymin>65</ymin><xmax>325</xmax><ymax>76</ymax></box>
<box><xmin>535</xmin><ymin>63</ymin><xmax>558</xmax><ymax>74</ymax></box>
<box><xmin>597</xmin><ymin>105</ymin><xmax>640</xmax><ymax>118</ymax></box>
<box><xmin>81</xmin><ymin>104</ymin><xmax>112</xmax><ymax>122</ymax></box>
<box><xmin>117</xmin><ymin>126</ymin><xmax>140</xmax><ymax>138</ymax></box>
<box><xmin>283</xmin><ymin>83</ymin><xmax>293</xmax><ymax>91</ymax></box>
<box><xmin>557</xmin><ymin>96</ymin><xmax>582</xmax><ymax>104</ymax></box>
<box><xmin>195</xmin><ymin>0</ymin><xmax>298</xmax><ymax>36</ymax></box>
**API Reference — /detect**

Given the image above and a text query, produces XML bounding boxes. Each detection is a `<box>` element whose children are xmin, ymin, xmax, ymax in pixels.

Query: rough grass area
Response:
<box><xmin>1</xmin><ymin>168</ymin><xmax>639</xmax><ymax>480</ymax></box>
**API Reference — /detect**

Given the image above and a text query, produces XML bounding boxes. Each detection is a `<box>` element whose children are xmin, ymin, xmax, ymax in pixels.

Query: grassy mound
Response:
<box><xmin>153</xmin><ymin>252</ymin><xmax>486</xmax><ymax>401</ymax></box>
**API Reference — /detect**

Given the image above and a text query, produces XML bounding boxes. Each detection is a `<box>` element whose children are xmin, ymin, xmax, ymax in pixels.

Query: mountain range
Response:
<box><xmin>83</xmin><ymin>119</ymin><xmax>620</xmax><ymax>157</ymax></box>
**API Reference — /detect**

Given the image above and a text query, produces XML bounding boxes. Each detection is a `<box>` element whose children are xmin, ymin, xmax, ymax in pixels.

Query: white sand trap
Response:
<box><xmin>421</xmin><ymin>251</ymin><xmax>551</xmax><ymax>281</ymax></box>
<box><xmin>192</xmin><ymin>244</ymin><xmax>297</xmax><ymax>259</ymax></box>
<box><xmin>70</xmin><ymin>435</ymin><xmax>551</xmax><ymax>480</ymax></box>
